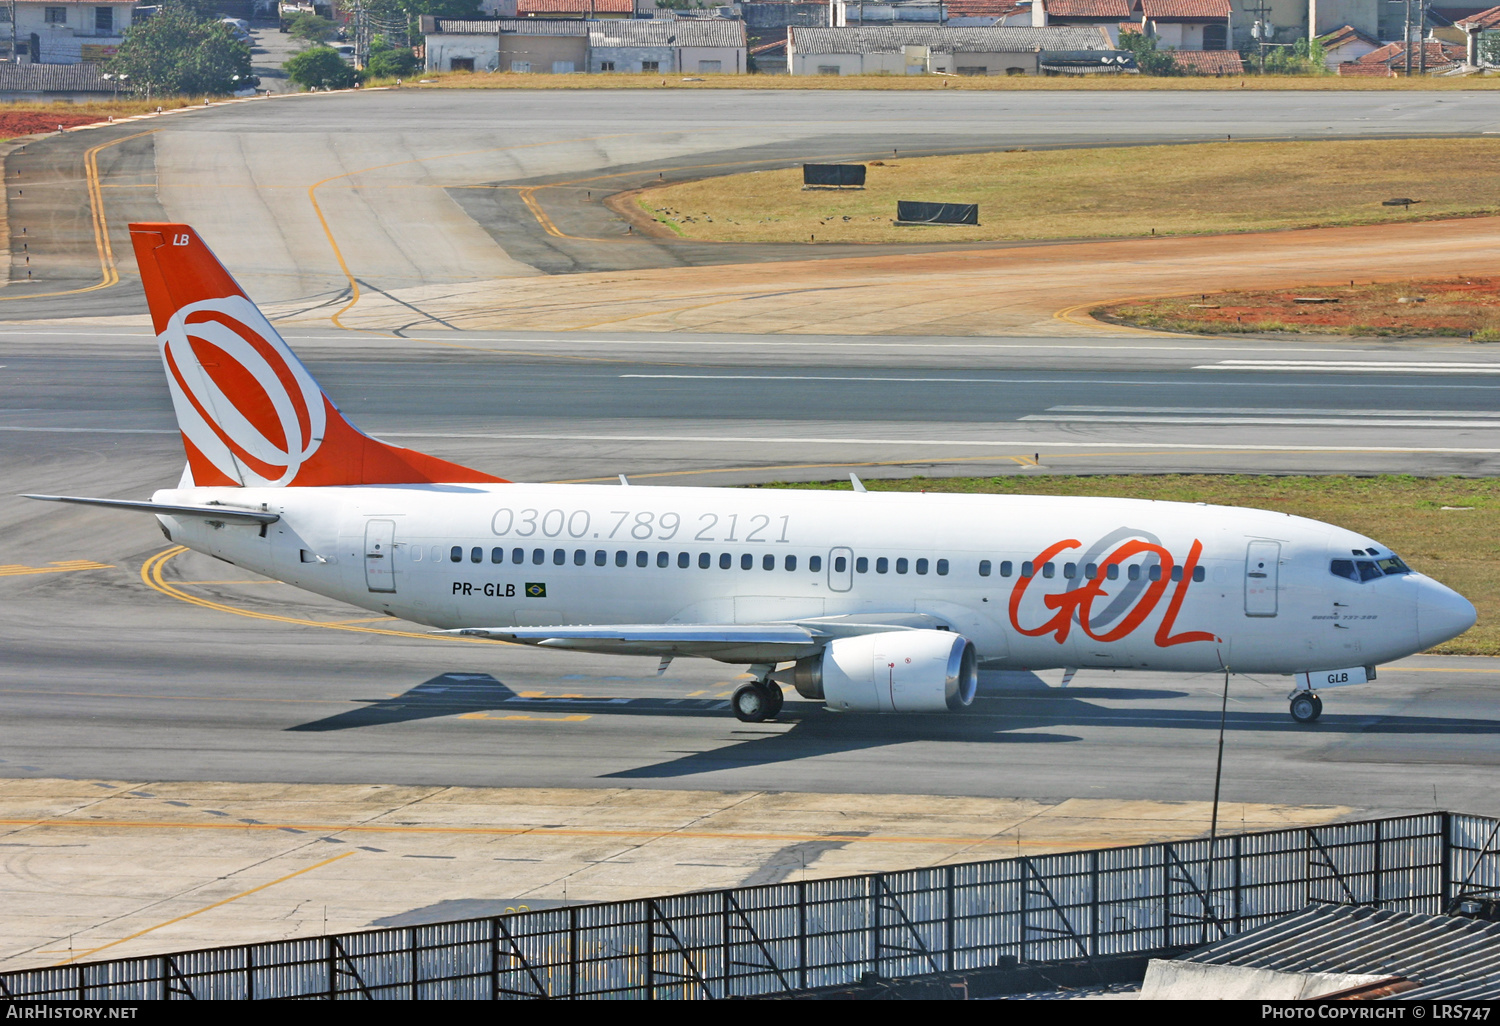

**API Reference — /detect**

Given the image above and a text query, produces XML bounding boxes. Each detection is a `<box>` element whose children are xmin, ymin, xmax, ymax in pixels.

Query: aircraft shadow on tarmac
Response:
<box><xmin>285</xmin><ymin>671</ymin><xmax>1500</xmax><ymax>777</ymax></box>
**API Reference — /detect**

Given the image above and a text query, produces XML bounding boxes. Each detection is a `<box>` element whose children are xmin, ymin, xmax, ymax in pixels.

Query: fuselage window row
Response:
<box><xmin>441</xmin><ymin>547</ymin><xmax>1207</xmax><ymax>582</ymax></box>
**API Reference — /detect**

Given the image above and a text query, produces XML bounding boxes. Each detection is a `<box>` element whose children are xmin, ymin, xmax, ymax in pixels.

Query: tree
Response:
<box><xmin>288</xmin><ymin>13</ymin><xmax>335</xmax><ymax>46</ymax></box>
<box><xmin>1262</xmin><ymin>36</ymin><xmax>1328</xmax><ymax>74</ymax></box>
<box><xmin>286</xmin><ymin>45</ymin><xmax>363</xmax><ymax>89</ymax></box>
<box><xmin>1116</xmin><ymin>29</ymin><xmax>1183</xmax><ymax>76</ymax></box>
<box><xmin>365</xmin><ymin>35</ymin><xmax>420</xmax><ymax>78</ymax></box>
<box><xmin>106</xmin><ymin>4</ymin><xmax>256</xmax><ymax>97</ymax></box>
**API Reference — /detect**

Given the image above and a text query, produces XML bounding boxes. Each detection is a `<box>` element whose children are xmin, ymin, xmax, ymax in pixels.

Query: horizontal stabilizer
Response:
<box><xmin>22</xmin><ymin>494</ymin><xmax>280</xmax><ymax>525</ymax></box>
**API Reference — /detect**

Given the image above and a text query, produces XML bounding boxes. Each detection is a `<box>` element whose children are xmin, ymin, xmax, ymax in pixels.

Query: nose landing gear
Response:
<box><xmin>1289</xmin><ymin>691</ymin><xmax>1323</xmax><ymax>724</ymax></box>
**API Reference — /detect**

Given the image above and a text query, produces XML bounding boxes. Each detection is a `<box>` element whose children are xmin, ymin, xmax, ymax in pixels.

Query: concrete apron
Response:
<box><xmin>0</xmin><ymin>777</ymin><xmax>1350</xmax><ymax>972</ymax></box>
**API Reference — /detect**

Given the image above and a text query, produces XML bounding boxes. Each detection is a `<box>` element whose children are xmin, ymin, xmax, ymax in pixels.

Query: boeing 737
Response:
<box><xmin>27</xmin><ymin>224</ymin><xmax>1478</xmax><ymax>724</ymax></box>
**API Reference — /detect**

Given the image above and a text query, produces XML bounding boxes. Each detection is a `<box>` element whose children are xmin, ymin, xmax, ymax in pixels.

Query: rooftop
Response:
<box><xmin>427</xmin><ymin>16</ymin><xmax>589</xmax><ymax>34</ymax></box>
<box><xmin>1179</xmin><ymin>904</ymin><xmax>1500</xmax><ymax>1000</ymax></box>
<box><xmin>517</xmin><ymin>0</ymin><xmax>635</xmax><ymax>11</ymax></box>
<box><xmin>1359</xmin><ymin>38</ymin><xmax>1465</xmax><ymax>65</ymax></box>
<box><xmin>1166</xmin><ymin>48</ymin><xmax>1244</xmax><ymax>73</ymax></box>
<box><xmin>790</xmin><ymin>24</ymin><xmax>1112</xmax><ymax>52</ymax></box>
<box><xmin>1043</xmin><ymin>0</ymin><xmax>1132</xmax><ymax>19</ymax></box>
<box><xmin>1135</xmin><ymin>0</ymin><xmax>1231</xmax><ymax>19</ymax></box>
<box><xmin>942</xmin><ymin>0</ymin><xmax>1029</xmax><ymax>15</ymax></box>
<box><xmin>1456</xmin><ymin>4</ymin><xmax>1500</xmax><ymax>28</ymax></box>
<box><xmin>1318</xmin><ymin>23</ymin><xmax>1381</xmax><ymax>48</ymax></box>
<box><xmin>589</xmin><ymin>19</ymin><xmax>747</xmax><ymax>46</ymax></box>
<box><xmin>0</xmin><ymin>62</ymin><xmax>111</xmax><ymax>92</ymax></box>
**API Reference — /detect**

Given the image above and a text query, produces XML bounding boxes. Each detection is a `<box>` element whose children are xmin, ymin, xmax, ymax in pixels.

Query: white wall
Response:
<box><xmin>424</xmin><ymin>35</ymin><xmax>500</xmax><ymax>72</ymax></box>
<box><xmin>6</xmin><ymin>2</ymin><xmax>133</xmax><ymax>64</ymax></box>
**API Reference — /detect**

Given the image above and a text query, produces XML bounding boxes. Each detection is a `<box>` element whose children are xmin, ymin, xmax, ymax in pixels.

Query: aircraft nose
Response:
<box><xmin>1416</xmin><ymin>579</ymin><xmax>1477</xmax><ymax>651</ymax></box>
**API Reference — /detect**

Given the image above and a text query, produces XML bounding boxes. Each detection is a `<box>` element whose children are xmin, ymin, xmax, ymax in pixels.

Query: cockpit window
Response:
<box><xmin>1331</xmin><ymin>553</ymin><xmax>1411</xmax><ymax>582</ymax></box>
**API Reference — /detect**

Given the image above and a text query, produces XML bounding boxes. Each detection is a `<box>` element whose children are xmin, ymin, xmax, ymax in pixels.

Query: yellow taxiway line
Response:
<box><xmin>52</xmin><ymin>851</ymin><xmax>354</xmax><ymax>966</ymax></box>
<box><xmin>0</xmin><ymin>130</ymin><xmax>155</xmax><ymax>304</ymax></box>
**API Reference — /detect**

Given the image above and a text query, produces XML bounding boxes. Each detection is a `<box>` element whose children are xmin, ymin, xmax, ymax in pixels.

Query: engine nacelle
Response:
<box><xmin>788</xmin><ymin>630</ymin><xmax>977</xmax><ymax>713</ymax></box>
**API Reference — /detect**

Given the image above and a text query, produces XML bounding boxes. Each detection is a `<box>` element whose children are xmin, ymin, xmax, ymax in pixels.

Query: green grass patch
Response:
<box><xmin>757</xmin><ymin>474</ymin><xmax>1498</xmax><ymax>655</ymax></box>
<box><xmin>635</xmin><ymin>138</ymin><xmax>1500</xmax><ymax>245</ymax></box>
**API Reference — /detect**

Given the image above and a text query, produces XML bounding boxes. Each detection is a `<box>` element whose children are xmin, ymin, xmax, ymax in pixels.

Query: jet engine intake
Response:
<box><xmin>786</xmin><ymin>630</ymin><xmax>977</xmax><ymax>713</ymax></box>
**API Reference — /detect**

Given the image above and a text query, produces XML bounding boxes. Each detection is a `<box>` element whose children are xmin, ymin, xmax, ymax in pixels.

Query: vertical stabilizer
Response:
<box><xmin>129</xmin><ymin>223</ymin><xmax>504</xmax><ymax>488</ymax></box>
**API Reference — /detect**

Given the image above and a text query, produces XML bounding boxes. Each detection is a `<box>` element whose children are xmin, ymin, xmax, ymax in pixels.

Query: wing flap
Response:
<box><xmin>438</xmin><ymin>623</ymin><xmax>823</xmax><ymax>661</ymax></box>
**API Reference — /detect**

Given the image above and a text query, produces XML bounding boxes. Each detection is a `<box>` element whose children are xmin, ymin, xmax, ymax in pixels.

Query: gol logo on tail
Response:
<box><xmin>1009</xmin><ymin>537</ymin><xmax>1219</xmax><ymax>648</ymax></box>
<box><xmin>159</xmin><ymin>296</ymin><xmax>327</xmax><ymax>486</ymax></box>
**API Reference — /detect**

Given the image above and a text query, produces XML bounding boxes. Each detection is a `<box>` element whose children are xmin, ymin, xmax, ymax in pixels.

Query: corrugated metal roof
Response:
<box><xmin>589</xmin><ymin>19</ymin><xmax>747</xmax><ymax>46</ymax></box>
<box><xmin>518</xmin><ymin>0</ymin><xmax>634</xmax><ymax>11</ymax></box>
<box><xmin>790</xmin><ymin>25</ymin><xmax>1109</xmax><ymax>53</ymax></box>
<box><xmin>432</xmin><ymin>17</ymin><xmax>589</xmax><ymax>34</ymax></box>
<box><xmin>1181</xmin><ymin>905</ymin><xmax>1500</xmax><ymax>1000</ymax></box>
<box><xmin>0</xmin><ymin>63</ymin><xmax>111</xmax><ymax>92</ymax></box>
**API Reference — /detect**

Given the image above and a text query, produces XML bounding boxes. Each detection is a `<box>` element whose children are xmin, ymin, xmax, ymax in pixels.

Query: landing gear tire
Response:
<box><xmin>1290</xmin><ymin>693</ymin><xmax>1323</xmax><ymax>724</ymax></box>
<box><xmin>764</xmin><ymin>683</ymin><xmax>785</xmax><ymax>719</ymax></box>
<box><xmin>733</xmin><ymin>682</ymin><xmax>775</xmax><ymax>723</ymax></box>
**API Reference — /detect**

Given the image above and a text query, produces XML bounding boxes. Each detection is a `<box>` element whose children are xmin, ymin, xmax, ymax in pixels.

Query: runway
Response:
<box><xmin>5</xmin><ymin>326</ymin><xmax>1499</xmax><ymax>482</ymax></box>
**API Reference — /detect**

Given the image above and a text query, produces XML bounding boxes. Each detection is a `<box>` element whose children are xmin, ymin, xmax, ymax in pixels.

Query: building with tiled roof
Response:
<box><xmin>1357</xmin><ymin>38</ymin><xmax>1465</xmax><ymax>69</ymax></box>
<box><xmin>1136</xmin><ymin>0</ymin><xmax>1230</xmax><ymax>17</ymax></box>
<box><xmin>1165</xmin><ymin>47</ymin><xmax>1243</xmax><ymax>72</ymax></box>
<box><xmin>1129</xmin><ymin>0</ymin><xmax>1229</xmax><ymax>49</ymax></box>
<box><xmin>1033</xmin><ymin>0</ymin><xmax>1132</xmax><ymax>43</ymax></box>
<box><xmin>1316</xmin><ymin>23</ymin><xmax>1381</xmax><ymax>67</ymax></box>
<box><xmin>1337</xmin><ymin>59</ymin><xmax>1394</xmax><ymax>75</ymax></box>
<box><xmin>1455</xmin><ymin>2</ymin><xmax>1500</xmax><ymax>27</ymax></box>
<box><xmin>515</xmin><ymin>0</ymin><xmax>633</xmax><ymax>17</ymax></box>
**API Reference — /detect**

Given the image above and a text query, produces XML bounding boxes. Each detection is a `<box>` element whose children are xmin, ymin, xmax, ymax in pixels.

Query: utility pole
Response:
<box><xmin>1418</xmin><ymin>0</ymin><xmax>1427</xmax><ymax>75</ymax></box>
<box><xmin>1245</xmin><ymin>0</ymin><xmax>1270</xmax><ymax>73</ymax></box>
<box><xmin>1403</xmin><ymin>0</ymin><xmax>1411</xmax><ymax>76</ymax></box>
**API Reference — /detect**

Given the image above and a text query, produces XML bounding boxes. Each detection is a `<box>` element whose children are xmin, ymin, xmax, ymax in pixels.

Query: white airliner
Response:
<box><xmin>28</xmin><ymin>224</ymin><xmax>1477</xmax><ymax>724</ymax></box>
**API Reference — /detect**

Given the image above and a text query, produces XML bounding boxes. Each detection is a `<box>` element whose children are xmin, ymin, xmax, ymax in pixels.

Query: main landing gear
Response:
<box><xmin>732</xmin><ymin>679</ymin><xmax>784</xmax><ymax>723</ymax></box>
<box><xmin>1289</xmin><ymin>691</ymin><xmax>1324</xmax><ymax>724</ymax></box>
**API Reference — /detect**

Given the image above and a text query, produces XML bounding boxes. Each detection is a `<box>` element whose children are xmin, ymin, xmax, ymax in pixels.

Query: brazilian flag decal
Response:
<box><xmin>525</xmin><ymin>582</ymin><xmax>547</xmax><ymax>598</ymax></box>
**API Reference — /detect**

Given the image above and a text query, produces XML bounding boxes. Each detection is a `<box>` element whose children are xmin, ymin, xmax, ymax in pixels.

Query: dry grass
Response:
<box><xmin>636</xmin><ymin>138</ymin><xmax>1500</xmax><ymax>245</ymax></box>
<box><xmin>1098</xmin><ymin>277</ymin><xmax>1500</xmax><ymax>339</ymax></box>
<box><xmin>761</xmin><ymin>475</ymin><xmax>1499</xmax><ymax>655</ymax></box>
<box><xmin>408</xmin><ymin>69</ymin><xmax>1500</xmax><ymax>91</ymax></box>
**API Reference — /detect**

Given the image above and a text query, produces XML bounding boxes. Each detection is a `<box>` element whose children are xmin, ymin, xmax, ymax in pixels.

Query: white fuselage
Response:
<box><xmin>151</xmin><ymin>483</ymin><xmax>1474</xmax><ymax>677</ymax></box>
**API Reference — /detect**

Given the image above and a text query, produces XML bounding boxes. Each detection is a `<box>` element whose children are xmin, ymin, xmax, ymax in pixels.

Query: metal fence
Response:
<box><xmin>4</xmin><ymin>812</ymin><xmax>1498</xmax><ymax>1000</ymax></box>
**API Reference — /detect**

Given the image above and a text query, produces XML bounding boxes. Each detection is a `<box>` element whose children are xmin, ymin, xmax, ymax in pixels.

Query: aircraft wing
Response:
<box><xmin>439</xmin><ymin>612</ymin><xmax>953</xmax><ymax>661</ymax></box>
<box><xmin>23</xmin><ymin>494</ymin><xmax>280</xmax><ymax>525</ymax></box>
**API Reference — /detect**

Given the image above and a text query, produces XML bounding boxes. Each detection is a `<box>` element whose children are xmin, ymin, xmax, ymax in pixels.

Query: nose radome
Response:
<box><xmin>1416</xmin><ymin>580</ymin><xmax>1478</xmax><ymax>651</ymax></box>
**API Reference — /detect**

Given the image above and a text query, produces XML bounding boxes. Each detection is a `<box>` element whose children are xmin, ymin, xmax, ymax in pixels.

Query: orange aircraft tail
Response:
<box><xmin>129</xmin><ymin>223</ymin><xmax>504</xmax><ymax>488</ymax></box>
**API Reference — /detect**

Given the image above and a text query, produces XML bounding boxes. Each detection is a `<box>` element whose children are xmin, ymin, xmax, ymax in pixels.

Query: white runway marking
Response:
<box><xmin>1022</xmin><ymin>415</ymin><xmax>1500</xmax><ymax>428</ymax></box>
<box><xmin>365</xmin><ymin>431</ymin><xmax>1500</xmax><ymax>454</ymax></box>
<box><xmin>1048</xmin><ymin>406</ymin><xmax>1500</xmax><ymax>418</ymax></box>
<box><xmin>1197</xmin><ymin>360</ymin><xmax>1500</xmax><ymax>374</ymax></box>
<box><xmin>621</xmin><ymin>374</ymin><xmax>1500</xmax><ymax>391</ymax></box>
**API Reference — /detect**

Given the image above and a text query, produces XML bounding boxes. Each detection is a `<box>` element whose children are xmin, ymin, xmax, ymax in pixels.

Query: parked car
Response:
<box><xmin>332</xmin><ymin>43</ymin><xmax>356</xmax><ymax>62</ymax></box>
<box><xmin>220</xmin><ymin>17</ymin><xmax>252</xmax><ymax>43</ymax></box>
